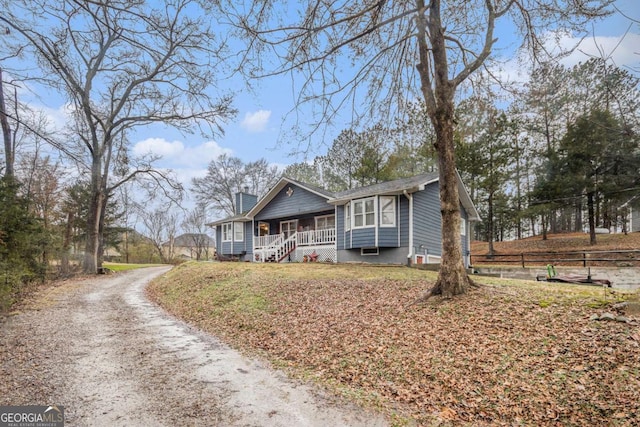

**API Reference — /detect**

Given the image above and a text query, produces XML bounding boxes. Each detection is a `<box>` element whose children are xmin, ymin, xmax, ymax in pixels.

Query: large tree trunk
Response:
<box><xmin>411</xmin><ymin>0</ymin><xmax>474</xmax><ymax>302</ymax></box>
<box><xmin>97</xmin><ymin>193</ymin><xmax>109</xmax><ymax>269</ymax></box>
<box><xmin>83</xmin><ymin>159</ymin><xmax>105</xmax><ymax>274</ymax></box>
<box><xmin>431</xmin><ymin>108</ymin><xmax>474</xmax><ymax>298</ymax></box>
<box><xmin>587</xmin><ymin>191</ymin><xmax>596</xmax><ymax>245</ymax></box>
<box><xmin>60</xmin><ymin>211</ymin><xmax>74</xmax><ymax>276</ymax></box>
<box><xmin>487</xmin><ymin>192</ymin><xmax>495</xmax><ymax>257</ymax></box>
<box><xmin>0</xmin><ymin>69</ymin><xmax>14</xmax><ymax>179</ymax></box>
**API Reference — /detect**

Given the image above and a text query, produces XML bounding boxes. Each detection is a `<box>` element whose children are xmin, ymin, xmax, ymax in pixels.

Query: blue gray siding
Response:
<box><xmin>216</xmin><ymin>221</ymin><xmax>252</xmax><ymax>258</ymax></box>
<box><xmin>215</xmin><ymin>227</ymin><xmax>222</xmax><ymax>255</ymax></box>
<box><xmin>244</xmin><ymin>222</ymin><xmax>254</xmax><ymax>259</ymax></box>
<box><xmin>399</xmin><ymin>196</ymin><xmax>410</xmax><ymax>247</ymax></box>
<box><xmin>336</xmin><ymin>205</ymin><xmax>345</xmax><ymax>250</ymax></box>
<box><xmin>413</xmin><ymin>184</ymin><xmax>442</xmax><ymax>257</ymax></box>
<box><xmin>255</xmin><ymin>184</ymin><xmax>330</xmax><ymax>220</ymax></box>
<box><xmin>378</xmin><ymin>227</ymin><xmax>398</xmax><ymax>247</ymax></box>
<box><xmin>338</xmin><ymin>247</ymin><xmax>409</xmax><ymax>264</ymax></box>
<box><xmin>350</xmin><ymin>228</ymin><xmax>375</xmax><ymax>248</ymax></box>
<box><xmin>235</xmin><ymin>192</ymin><xmax>258</xmax><ymax>213</ymax></box>
<box><xmin>460</xmin><ymin>205</ymin><xmax>469</xmax><ymax>256</ymax></box>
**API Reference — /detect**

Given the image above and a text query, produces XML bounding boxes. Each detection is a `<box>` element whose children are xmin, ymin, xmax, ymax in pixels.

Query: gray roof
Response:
<box><xmin>284</xmin><ymin>177</ymin><xmax>336</xmax><ymax>198</ymax></box>
<box><xmin>206</xmin><ymin>212</ymin><xmax>250</xmax><ymax>227</ymax></box>
<box><xmin>330</xmin><ymin>172</ymin><xmax>439</xmax><ymax>203</ymax></box>
<box><xmin>207</xmin><ymin>171</ymin><xmax>480</xmax><ymax>224</ymax></box>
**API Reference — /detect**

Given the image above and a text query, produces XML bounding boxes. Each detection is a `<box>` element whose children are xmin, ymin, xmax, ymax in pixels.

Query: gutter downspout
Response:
<box><xmin>403</xmin><ymin>190</ymin><xmax>413</xmax><ymax>265</ymax></box>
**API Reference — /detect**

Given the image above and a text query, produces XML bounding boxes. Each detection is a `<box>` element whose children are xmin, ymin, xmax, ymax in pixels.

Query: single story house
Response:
<box><xmin>208</xmin><ymin>172</ymin><xmax>480</xmax><ymax>266</ymax></box>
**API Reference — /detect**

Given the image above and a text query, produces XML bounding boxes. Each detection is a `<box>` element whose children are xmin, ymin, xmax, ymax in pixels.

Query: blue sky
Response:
<box><xmin>12</xmin><ymin>1</ymin><xmax>640</xmax><ymax>203</ymax></box>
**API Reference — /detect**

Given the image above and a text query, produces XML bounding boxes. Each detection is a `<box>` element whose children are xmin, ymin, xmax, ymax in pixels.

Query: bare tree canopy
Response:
<box><xmin>1</xmin><ymin>0</ymin><xmax>236</xmax><ymax>273</ymax></box>
<box><xmin>218</xmin><ymin>0</ymin><xmax>613</xmax><ymax>298</ymax></box>
<box><xmin>191</xmin><ymin>153</ymin><xmax>280</xmax><ymax>216</ymax></box>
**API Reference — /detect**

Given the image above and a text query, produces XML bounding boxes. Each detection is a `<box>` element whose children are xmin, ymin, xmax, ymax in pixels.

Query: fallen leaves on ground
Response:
<box><xmin>148</xmin><ymin>262</ymin><xmax>640</xmax><ymax>426</ymax></box>
<box><xmin>472</xmin><ymin>232</ymin><xmax>640</xmax><ymax>267</ymax></box>
<box><xmin>473</xmin><ymin>232</ymin><xmax>640</xmax><ymax>255</ymax></box>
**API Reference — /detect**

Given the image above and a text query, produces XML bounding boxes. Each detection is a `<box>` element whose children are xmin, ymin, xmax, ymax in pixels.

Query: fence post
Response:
<box><xmin>583</xmin><ymin>252</ymin><xmax>586</xmax><ymax>268</ymax></box>
<box><xmin>521</xmin><ymin>253</ymin><xmax>525</xmax><ymax>268</ymax></box>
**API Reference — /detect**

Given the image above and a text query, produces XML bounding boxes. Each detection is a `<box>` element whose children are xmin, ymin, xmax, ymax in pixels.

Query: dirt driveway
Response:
<box><xmin>0</xmin><ymin>266</ymin><xmax>387</xmax><ymax>426</ymax></box>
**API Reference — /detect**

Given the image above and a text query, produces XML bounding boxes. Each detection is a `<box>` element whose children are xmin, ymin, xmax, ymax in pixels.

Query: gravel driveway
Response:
<box><xmin>0</xmin><ymin>266</ymin><xmax>387</xmax><ymax>426</ymax></box>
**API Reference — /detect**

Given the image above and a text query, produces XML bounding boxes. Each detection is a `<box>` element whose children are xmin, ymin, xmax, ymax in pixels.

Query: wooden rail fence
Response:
<box><xmin>471</xmin><ymin>249</ymin><xmax>640</xmax><ymax>268</ymax></box>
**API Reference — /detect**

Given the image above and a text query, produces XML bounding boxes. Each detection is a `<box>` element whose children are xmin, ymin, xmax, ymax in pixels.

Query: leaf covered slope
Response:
<box><xmin>148</xmin><ymin>262</ymin><xmax>639</xmax><ymax>425</ymax></box>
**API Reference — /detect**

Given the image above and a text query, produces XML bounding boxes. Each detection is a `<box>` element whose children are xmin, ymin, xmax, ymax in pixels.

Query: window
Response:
<box><xmin>280</xmin><ymin>220</ymin><xmax>297</xmax><ymax>239</ymax></box>
<box><xmin>222</xmin><ymin>223</ymin><xmax>232</xmax><ymax>242</ymax></box>
<box><xmin>460</xmin><ymin>217</ymin><xmax>467</xmax><ymax>236</ymax></box>
<box><xmin>234</xmin><ymin>222</ymin><xmax>244</xmax><ymax>241</ymax></box>
<box><xmin>345</xmin><ymin>203</ymin><xmax>351</xmax><ymax>231</ymax></box>
<box><xmin>361</xmin><ymin>247</ymin><xmax>379</xmax><ymax>256</ymax></box>
<box><xmin>315</xmin><ymin>215</ymin><xmax>335</xmax><ymax>230</ymax></box>
<box><xmin>353</xmin><ymin>197</ymin><xmax>375</xmax><ymax>228</ymax></box>
<box><xmin>380</xmin><ymin>196</ymin><xmax>396</xmax><ymax>227</ymax></box>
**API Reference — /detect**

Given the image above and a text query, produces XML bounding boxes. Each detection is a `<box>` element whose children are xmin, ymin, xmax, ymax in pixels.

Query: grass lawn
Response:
<box><xmin>147</xmin><ymin>262</ymin><xmax>640</xmax><ymax>426</ymax></box>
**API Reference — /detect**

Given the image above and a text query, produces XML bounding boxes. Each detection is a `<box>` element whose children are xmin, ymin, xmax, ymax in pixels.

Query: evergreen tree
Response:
<box><xmin>545</xmin><ymin>109</ymin><xmax>639</xmax><ymax>244</ymax></box>
<box><xmin>0</xmin><ymin>177</ymin><xmax>48</xmax><ymax>310</ymax></box>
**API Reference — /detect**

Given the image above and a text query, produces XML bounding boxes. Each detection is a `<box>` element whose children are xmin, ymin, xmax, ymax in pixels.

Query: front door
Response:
<box><xmin>280</xmin><ymin>220</ymin><xmax>298</xmax><ymax>239</ymax></box>
<box><xmin>258</xmin><ymin>222</ymin><xmax>270</xmax><ymax>236</ymax></box>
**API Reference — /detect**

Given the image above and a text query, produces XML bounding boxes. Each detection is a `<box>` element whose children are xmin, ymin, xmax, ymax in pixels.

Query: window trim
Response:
<box><xmin>345</xmin><ymin>203</ymin><xmax>351</xmax><ymax>231</ymax></box>
<box><xmin>460</xmin><ymin>217</ymin><xmax>467</xmax><ymax>236</ymax></box>
<box><xmin>380</xmin><ymin>196</ymin><xmax>396</xmax><ymax>227</ymax></box>
<box><xmin>315</xmin><ymin>214</ymin><xmax>335</xmax><ymax>230</ymax></box>
<box><xmin>222</xmin><ymin>222</ymin><xmax>232</xmax><ymax>242</ymax></box>
<box><xmin>352</xmin><ymin>197</ymin><xmax>376</xmax><ymax>229</ymax></box>
<box><xmin>233</xmin><ymin>222</ymin><xmax>244</xmax><ymax>242</ymax></box>
<box><xmin>361</xmin><ymin>247</ymin><xmax>379</xmax><ymax>256</ymax></box>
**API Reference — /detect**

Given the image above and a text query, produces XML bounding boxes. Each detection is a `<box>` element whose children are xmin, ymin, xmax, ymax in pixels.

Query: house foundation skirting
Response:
<box><xmin>294</xmin><ymin>246</ymin><xmax>337</xmax><ymax>263</ymax></box>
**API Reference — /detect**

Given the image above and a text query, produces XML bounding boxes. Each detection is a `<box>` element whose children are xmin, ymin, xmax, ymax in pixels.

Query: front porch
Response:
<box><xmin>253</xmin><ymin>228</ymin><xmax>337</xmax><ymax>263</ymax></box>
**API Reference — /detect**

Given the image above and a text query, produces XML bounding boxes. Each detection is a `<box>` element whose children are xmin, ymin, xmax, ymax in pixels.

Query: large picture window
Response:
<box><xmin>380</xmin><ymin>196</ymin><xmax>396</xmax><ymax>227</ymax></box>
<box><xmin>222</xmin><ymin>223</ymin><xmax>232</xmax><ymax>242</ymax></box>
<box><xmin>353</xmin><ymin>197</ymin><xmax>375</xmax><ymax>229</ymax></box>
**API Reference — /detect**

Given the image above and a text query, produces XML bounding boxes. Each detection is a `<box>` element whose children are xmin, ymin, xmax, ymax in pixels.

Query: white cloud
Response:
<box><xmin>132</xmin><ymin>137</ymin><xmax>232</xmax><ymax>168</ymax></box>
<box><xmin>557</xmin><ymin>32</ymin><xmax>640</xmax><ymax>69</ymax></box>
<box><xmin>133</xmin><ymin>137</ymin><xmax>184</xmax><ymax>158</ymax></box>
<box><xmin>240</xmin><ymin>109</ymin><xmax>272</xmax><ymax>132</ymax></box>
<box><xmin>487</xmin><ymin>31</ymin><xmax>640</xmax><ymax>89</ymax></box>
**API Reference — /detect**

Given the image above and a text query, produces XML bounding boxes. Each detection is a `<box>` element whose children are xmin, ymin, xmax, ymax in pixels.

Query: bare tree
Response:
<box><xmin>192</xmin><ymin>153</ymin><xmax>279</xmax><ymax>216</ymax></box>
<box><xmin>138</xmin><ymin>205</ymin><xmax>180</xmax><ymax>263</ymax></box>
<box><xmin>1</xmin><ymin>0</ymin><xmax>235</xmax><ymax>273</ymax></box>
<box><xmin>221</xmin><ymin>0</ymin><xmax>612</xmax><ymax>298</ymax></box>
<box><xmin>0</xmin><ymin>69</ymin><xmax>17</xmax><ymax>178</ymax></box>
<box><xmin>182</xmin><ymin>205</ymin><xmax>214</xmax><ymax>260</ymax></box>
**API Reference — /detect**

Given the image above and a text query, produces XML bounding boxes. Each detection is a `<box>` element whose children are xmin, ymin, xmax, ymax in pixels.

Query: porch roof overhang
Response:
<box><xmin>206</xmin><ymin>213</ymin><xmax>251</xmax><ymax>227</ymax></box>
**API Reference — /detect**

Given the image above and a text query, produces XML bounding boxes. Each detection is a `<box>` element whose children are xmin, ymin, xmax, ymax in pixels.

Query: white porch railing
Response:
<box><xmin>253</xmin><ymin>229</ymin><xmax>336</xmax><ymax>263</ymax></box>
<box><xmin>254</xmin><ymin>233</ymin><xmax>284</xmax><ymax>249</ymax></box>
<box><xmin>296</xmin><ymin>228</ymin><xmax>336</xmax><ymax>246</ymax></box>
<box><xmin>254</xmin><ymin>232</ymin><xmax>297</xmax><ymax>262</ymax></box>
